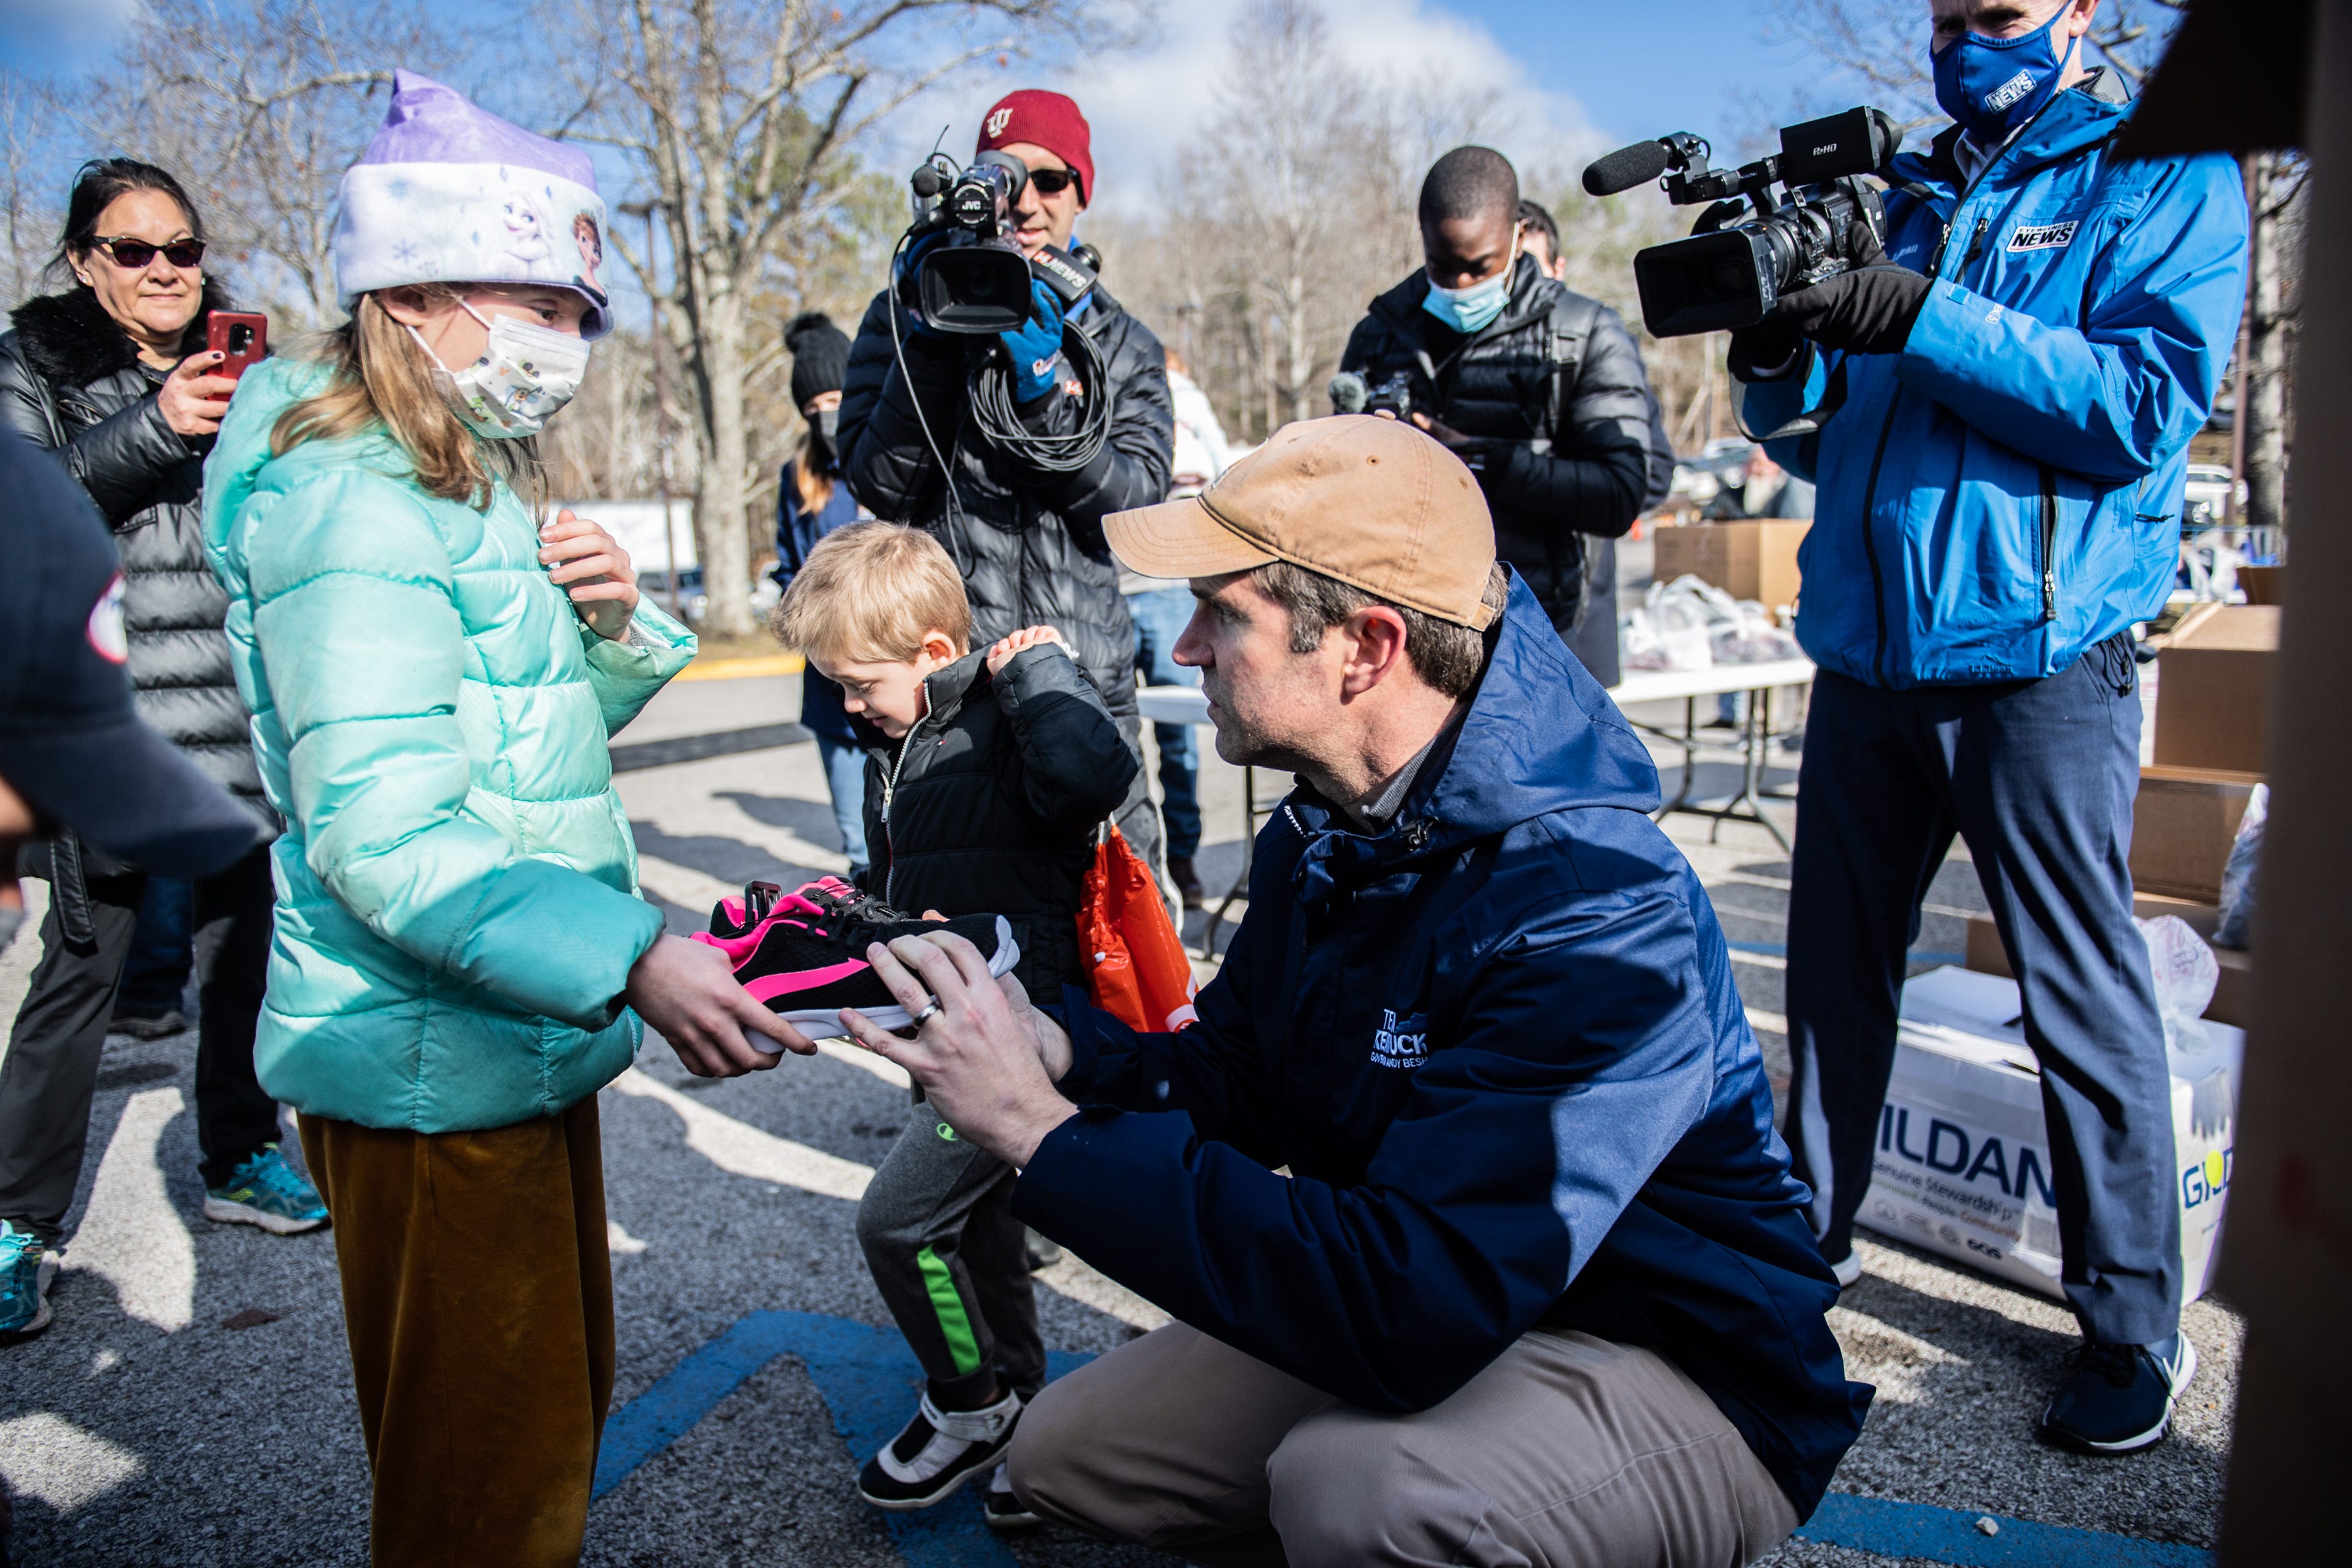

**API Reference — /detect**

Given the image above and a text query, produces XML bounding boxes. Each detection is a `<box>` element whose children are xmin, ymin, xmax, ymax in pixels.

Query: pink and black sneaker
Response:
<box><xmin>696</xmin><ymin>878</ymin><xmax>1019</xmax><ymax>1028</ymax></box>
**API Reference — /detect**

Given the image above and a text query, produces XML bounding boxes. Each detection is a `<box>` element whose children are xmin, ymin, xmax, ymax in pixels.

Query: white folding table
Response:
<box><xmin>1609</xmin><ymin>657</ymin><xmax>1816</xmax><ymax>851</ymax></box>
<box><xmin>1139</xmin><ymin>659</ymin><xmax>1816</xmax><ymax>955</ymax></box>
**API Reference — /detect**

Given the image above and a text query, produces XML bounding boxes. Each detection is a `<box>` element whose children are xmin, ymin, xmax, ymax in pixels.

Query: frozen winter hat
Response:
<box><xmin>334</xmin><ymin>70</ymin><xmax>613</xmax><ymax>338</ymax></box>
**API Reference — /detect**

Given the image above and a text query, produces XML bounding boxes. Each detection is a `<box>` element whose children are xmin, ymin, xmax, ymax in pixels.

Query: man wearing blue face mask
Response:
<box><xmin>1337</xmin><ymin>146</ymin><xmax>1658</xmax><ymax>684</ymax></box>
<box><xmin>1735</xmin><ymin>0</ymin><xmax>2248</xmax><ymax>1459</ymax></box>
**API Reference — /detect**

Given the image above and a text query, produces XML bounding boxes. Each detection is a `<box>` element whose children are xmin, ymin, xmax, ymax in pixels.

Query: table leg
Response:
<box><xmin>1654</xmin><ymin>696</ymin><xmax>1700</xmax><ymax>821</ymax></box>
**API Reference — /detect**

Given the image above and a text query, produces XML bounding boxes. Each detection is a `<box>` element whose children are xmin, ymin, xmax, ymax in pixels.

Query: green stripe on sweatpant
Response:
<box><xmin>915</xmin><ymin>1245</ymin><xmax>983</xmax><ymax>1375</ymax></box>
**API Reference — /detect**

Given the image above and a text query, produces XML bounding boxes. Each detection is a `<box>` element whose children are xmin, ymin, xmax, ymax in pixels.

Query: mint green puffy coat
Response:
<box><xmin>203</xmin><ymin>357</ymin><xmax>695</xmax><ymax>1133</ymax></box>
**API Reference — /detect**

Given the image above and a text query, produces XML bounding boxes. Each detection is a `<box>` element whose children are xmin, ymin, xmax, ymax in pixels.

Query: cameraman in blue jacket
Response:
<box><xmin>1735</xmin><ymin>0</ymin><xmax>2246</xmax><ymax>1456</ymax></box>
<box><xmin>826</xmin><ymin>417</ymin><xmax>1870</xmax><ymax>1567</ymax></box>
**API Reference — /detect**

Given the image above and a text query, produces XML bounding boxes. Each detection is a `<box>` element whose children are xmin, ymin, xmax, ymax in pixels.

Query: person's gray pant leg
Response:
<box><xmin>855</xmin><ymin>1111</ymin><xmax>1043</xmax><ymax>1405</ymax></box>
<box><xmin>0</xmin><ymin>874</ymin><xmax>144</xmax><ymax>1243</ymax></box>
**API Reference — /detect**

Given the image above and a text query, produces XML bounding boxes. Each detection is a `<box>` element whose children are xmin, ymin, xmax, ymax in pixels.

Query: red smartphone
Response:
<box><xmin>206</xmin><ymin>312</ymin><xmax>269</xmax><ymax>380</ymax></box>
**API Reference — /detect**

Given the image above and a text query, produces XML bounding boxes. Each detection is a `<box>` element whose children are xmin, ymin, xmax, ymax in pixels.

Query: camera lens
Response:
<box><xmin>229</xmin><ymin>325</ymin><xmax>253</xmax><ymax>353</ymax></box>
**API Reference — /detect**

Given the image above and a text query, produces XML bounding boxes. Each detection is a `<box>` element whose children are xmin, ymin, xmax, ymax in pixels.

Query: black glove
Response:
<box><xmin>1727</xmin><ymin>322</ymin><xmax>1803</xmax><ymax>384</ymax></box>
<box><xmin>1763</xmin><ymin>223</ymin><xmax>1930</xmax><ymax>357</ymax></box>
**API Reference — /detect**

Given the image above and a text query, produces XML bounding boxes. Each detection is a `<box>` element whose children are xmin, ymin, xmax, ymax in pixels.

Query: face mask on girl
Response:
<box><xmin>810</xmin><ymin>406</ymin><xmax>840</xmax><ymax>460</ymax></box>
<box><xmin>1422</xmin><ymin>243</ymin><xmax>1518</xmax><ymax>335</ymax></box>
<box><xmin>409</xmin><ymin>299</ymin><xmax>591</xmax><ymax>439</ymax></box>
<box><xmin>1933</xmin><ymin>3</ymin><xmax>2080</xmax><ymax>146</ymax></box>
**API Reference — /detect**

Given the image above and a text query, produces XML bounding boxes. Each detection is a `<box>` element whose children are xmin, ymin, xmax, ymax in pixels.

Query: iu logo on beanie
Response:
<box><xmin>973</xmin><ymin>89</ymin><xmax>1094</xmax><ymax>207</ymax></box>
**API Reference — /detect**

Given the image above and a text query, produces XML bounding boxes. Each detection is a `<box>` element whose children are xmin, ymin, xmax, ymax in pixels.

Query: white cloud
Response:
<box><xmin>887</xmin><ymin>0</ymin><xmax>1604</xmax><ymax>215</ymax></box>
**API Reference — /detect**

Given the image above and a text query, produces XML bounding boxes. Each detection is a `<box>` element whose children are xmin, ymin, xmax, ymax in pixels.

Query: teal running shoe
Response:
<box><xmin>203</xmin><ymin>1143</ymin><xmax>329</xmax><ymax>1235</ymax></box>
<box><xmin>0</xmin><ymin>1220</ymin><xmax>57</xmax><ymax>1339</ymax></box>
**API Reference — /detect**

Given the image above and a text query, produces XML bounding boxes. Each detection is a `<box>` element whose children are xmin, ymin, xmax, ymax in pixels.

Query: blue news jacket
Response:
<box><xmin>1741</xmin><ymin>73</ymin><xmax>2246</xmax><ymax>688</ymax></box>
<box><xmin>1013</xmin><ymin>568</ymin><xmax>1871</xmax><ymax>1518</ymax></box>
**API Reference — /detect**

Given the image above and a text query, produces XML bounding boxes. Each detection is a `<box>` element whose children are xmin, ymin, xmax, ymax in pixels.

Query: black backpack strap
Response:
<box><xmin>1542</xmin><ymin>292</ymin><xmax>1605</xmax><ymax>627</ymax></box>
<box><xmin>1543</xmin><ymin>292</ymin><xmax>1603</xmax><ymax>444</ymax></box>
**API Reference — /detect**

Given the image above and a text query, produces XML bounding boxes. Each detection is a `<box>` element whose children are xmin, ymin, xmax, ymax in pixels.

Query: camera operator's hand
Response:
<box><xmin>892</xmin><ymin>227</ymin><xmax>956</xmax><ymax>338</ymax></box>
<box><xmin>1000</xmin><ymin>279</ymin><xmax>1067</xmax><ymax>405</ymax></box>
<box><xmin>1763</xmin><ymin>224</ymin><xmax>1929</xmax><ymax>358</ymax></box>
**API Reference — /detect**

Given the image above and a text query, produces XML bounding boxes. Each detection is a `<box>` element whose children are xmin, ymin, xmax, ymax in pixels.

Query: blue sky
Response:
<box><xmin>1435</xmin><ymin>0</ymin><xmax>1838</xmax><ymax>151</ymax></box>
<box><xmin>2</xmin><ymin>0</ymin><xmax>1866</xmax><ymax>173</ymax></box>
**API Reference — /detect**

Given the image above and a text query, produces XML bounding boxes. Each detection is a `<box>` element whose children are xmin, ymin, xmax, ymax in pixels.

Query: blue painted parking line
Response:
<box><xmin>1797</xmin><ymin>1493</ymin><xmax>2212</xmax><ymax>1567</ymax></box>
<box><xmin>594</xmin><ymin>1309</ymin><xmax>1092</xmax><ymax>1567</ymax></box>
<box><xmin>595</xmin><ymin>1313</ymin><xmax>2210</xmax><ymax>1568</ymax></box>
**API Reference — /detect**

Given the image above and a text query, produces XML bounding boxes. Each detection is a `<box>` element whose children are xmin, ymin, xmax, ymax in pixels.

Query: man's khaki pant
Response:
<box><xmin>1008</xmin><ymin>1323</ymin><xmax>1799</xmax><ymax>1568</ymax></box>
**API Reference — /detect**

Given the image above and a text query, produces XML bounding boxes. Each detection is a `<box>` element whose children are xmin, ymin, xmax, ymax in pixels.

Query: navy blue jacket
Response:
<box><xmin>772</xmin><ymin>460</ymin><xmax>865</xmax><ymax>745</ymax></box>
<box><xmin>1014</xmin><ymin>569</ymin><xmax>1870</xmax><ymax>1517</ymax></box>
<box><xmin>1742</xmin><ymin>74</ymin><xmax>2246</xmax><ymax>687</ymax></box>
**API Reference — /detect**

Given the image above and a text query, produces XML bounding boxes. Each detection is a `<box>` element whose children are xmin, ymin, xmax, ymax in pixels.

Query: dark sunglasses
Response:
<box><xmin>91</xmin><ymin>237</ymin><xmax>206</xmax><ymax>270</ymax></box>
<box><xmin>1026</xmin><ymin>167</ymin><xmax>1081</xmax><ymax>197</ymax></box>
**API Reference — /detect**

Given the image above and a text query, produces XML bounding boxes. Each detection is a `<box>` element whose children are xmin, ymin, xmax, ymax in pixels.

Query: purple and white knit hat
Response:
<box><xmin>334</xmin><ymin>71</ymin><xmax>612</xmax><ymax>338</ymax></box>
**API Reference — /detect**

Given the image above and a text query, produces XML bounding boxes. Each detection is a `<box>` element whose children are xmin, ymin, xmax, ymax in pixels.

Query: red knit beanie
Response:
<box><xmin>975</xmin><ymin>90</ymin><xmax>1094</xmax><ymax>206</ymax></box>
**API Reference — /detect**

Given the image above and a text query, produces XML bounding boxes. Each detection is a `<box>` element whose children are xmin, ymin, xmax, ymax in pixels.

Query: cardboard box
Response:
<box><xmin>2238</xmin><ymin>564</ymin><xmax>2285</xmax><ymax>606</ymax></box>
<box><xmin>2132</xmin><ymin>764</ymin><xmax>2262</xmax><ymax>904</ymax></box>
<box><xmin>1963</xmin><ymin>895</ymin><xmax>2253</xmax><ymax>1028</ymax></box>
<box><xmin>1650</xmin><ymin>521</ymin><xmax>1810</xmax><ymax>612</ymax></box>
<box><xmin>2153</xmin><ymin>603</ymin><xmax>2280</xmax><ymax>773</ymax></box>
<box><xmin>1861</xmin><ymin>967</ymin><xmax>2237</xmax><ymax>1301</ymax></box>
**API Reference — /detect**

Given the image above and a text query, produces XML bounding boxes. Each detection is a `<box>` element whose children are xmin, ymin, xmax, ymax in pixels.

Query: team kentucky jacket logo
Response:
<box><xmin>1370</xmin><ymin>1010</ymin><xmax>1430</xmax><ymax>1070</ymax></box>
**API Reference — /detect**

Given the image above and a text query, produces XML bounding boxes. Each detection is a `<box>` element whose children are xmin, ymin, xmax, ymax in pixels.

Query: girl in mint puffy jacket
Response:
<box><xmin>201</xmin><ymin>73</ymin><xmax>802</xmax><ymax>1567</ymax></box>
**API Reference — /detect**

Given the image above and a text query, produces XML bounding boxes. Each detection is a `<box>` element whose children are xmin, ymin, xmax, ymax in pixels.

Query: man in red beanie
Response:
<box><xmin>974</xmin><ymin>88</ymin><xmax>1096</xmax><ymax>256</ymax></box>
<box><xmin>832</xmin><ymin>90</ymin><xmax>1175</xmax><ymax>1527</ymax></box>
<box><xmin>838</xmin><ymin>86</ymin><xmax>1172</xmax><ymax>906</ymax></box>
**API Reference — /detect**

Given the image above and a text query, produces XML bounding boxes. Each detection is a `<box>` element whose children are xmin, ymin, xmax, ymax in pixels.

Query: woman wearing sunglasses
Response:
<box><xmin>0</xmin><ymin>157</ymin><xmax>322</xmax><ymax>1345</ymax></box>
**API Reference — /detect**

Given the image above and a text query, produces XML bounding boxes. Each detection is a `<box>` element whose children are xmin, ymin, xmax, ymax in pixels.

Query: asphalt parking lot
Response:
<box><xmin>0</xmin><ymin>661</ymin><xmax>2236</xmax><ymax>1567</ymax></box>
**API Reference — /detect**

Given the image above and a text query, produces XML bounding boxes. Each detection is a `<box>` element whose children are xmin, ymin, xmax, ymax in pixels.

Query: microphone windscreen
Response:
<box><xmin>1583</xmin><ymin>140</ymin><xmax>1673</xmax><ymax>197</ymax></box>
<box><xmin>1328</xmin><ymin>371</ymin><xmax>1369</xmax><ymax>414</ymax></box>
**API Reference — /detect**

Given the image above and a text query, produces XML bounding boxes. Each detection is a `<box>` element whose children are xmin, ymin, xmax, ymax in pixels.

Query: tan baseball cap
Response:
<box><xmin>1105</xmin><ymin>415</ymin><xmax>1499</xmax><ymax>630</ymax></box>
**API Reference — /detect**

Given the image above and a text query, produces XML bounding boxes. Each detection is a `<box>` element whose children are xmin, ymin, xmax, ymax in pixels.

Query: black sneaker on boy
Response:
<box><xmin>857</xmin><ymin>1388</ymin><xmax>1022</xmax><ymax>1510</ymax></box>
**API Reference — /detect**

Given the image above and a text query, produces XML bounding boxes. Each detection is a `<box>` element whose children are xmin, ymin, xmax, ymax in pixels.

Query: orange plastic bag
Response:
<box><xmin>1078</xmin><ymin>826</ymin><xmax>1199</xmax><ymax>1033</ymax></box>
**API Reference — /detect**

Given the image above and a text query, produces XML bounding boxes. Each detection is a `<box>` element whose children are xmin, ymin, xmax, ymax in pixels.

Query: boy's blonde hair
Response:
<box><xmin>773</xmin><ymin>521</ymin><xmax>972</xmax><ymax>664</ymax></box>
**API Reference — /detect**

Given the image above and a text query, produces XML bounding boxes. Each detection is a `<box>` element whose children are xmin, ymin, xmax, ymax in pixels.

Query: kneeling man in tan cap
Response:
<box><xmin>830</xmin><ymin>416</ymin><xmax>1868</xmax><ymax>1566</ymax></box>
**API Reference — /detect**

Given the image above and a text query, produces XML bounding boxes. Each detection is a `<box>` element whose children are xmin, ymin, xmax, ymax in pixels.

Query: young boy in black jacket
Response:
<box><xmin>772</xmin><ymin>522</ymin><xmax>1139</xmax><ymax>1526</ymax></box>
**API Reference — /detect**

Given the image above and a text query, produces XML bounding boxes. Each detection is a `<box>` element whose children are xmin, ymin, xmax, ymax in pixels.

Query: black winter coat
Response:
<box><xmin>857</xmin><ymin>644</ymin><xmax>1139</xmax><ymax>998</ymax></box>
<box><xmin>836</xmin><ymin>286</ymin><xmax>1174</xmax><ymax>718</ymax></box>
<box><xmin>1339</xmin><ymin>258</ymin><xmax>1654</xmax><ymax>636</ymax></box>
<box><xmin>0</xmin><ymin>282</ymin><xmax>273</xmax><ymax>844</ymax></box>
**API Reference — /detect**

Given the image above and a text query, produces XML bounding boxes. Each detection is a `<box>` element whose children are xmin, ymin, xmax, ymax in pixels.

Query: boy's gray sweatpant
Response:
<box><xmin>857</xmin><ymin>1109</ymin><xmax>1045</xmax><ymax>1409</ymax></box>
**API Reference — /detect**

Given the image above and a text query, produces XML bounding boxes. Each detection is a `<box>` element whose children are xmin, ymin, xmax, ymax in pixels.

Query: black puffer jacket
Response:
<box><xmin>0</xmin><ymin>282</ymin><xmax>274</xmax><ymax>841</ymax></box>
<box><xmin>1339</xmin><ymin>258</ymin><xmax>1654</xmax><ymax>638</ymax></box>
<box><xmin>857</xmin><ymin>644</ymin><xmax>1139</xmax><ymax>997</ymax></box>
<box><xmin>836</xmin><ymin>286</ymin><xmax>1174</xmax><ymax>717</ymax></box>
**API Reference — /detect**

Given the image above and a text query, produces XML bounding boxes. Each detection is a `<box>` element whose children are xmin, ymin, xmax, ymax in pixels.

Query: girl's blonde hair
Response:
<box><xmin>272</xmin><ymin>286</ymin><xmax>542</xmax><ymax>512</ymax></box>
<box><xmin>772</xmin><ymin>522</ymin><xmax>971</xmax><ymax>665</ymax></box>
<box><xmin>792</xmin><ymin>421</ymin><xmax>836</xmax><ymax>517</ymax></box>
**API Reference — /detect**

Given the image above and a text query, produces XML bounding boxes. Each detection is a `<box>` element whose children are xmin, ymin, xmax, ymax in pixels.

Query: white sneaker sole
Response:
<box><xmin>1829</xmin><ymin>1250</ymin><xmax>1863</xmax><ymax>1289</ymax></box>
<box><xmin>2063</xmin><ymin>1337</ymin><xmax>2200</xmax><ymax>1454</ymax></box>
<box><xmin>858</xmin><ymin>1433</ymin><xmax>1017</xmax><ymax>1511</ymax></box>
<box><xmin>770</xmin><ymin>921</ymin><xmax>1021</xmax><ymax>1029</ymax></box>
<box><xmin>203</xmin><ymin>1196</ymin><xmax>328</xmax><ymax>1235</ymax></box>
